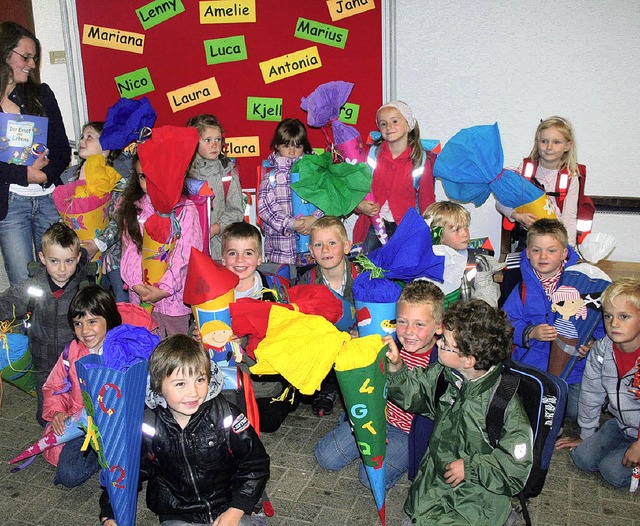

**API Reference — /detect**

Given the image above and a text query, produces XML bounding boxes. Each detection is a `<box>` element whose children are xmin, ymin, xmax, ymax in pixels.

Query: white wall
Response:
<box><xmin>395</xmin><ymin>0</ymin><xmax>640</xmax><ymax>261</ymax></box>
<box><xmin>29</xmin><ymin>1</ymin><xmax>640</xmax><ymax>263</ymax></box>
<box><xmin>32</xmin><ymin>0</ymin><xmax>77</xmax><ymax>147</ymax></box>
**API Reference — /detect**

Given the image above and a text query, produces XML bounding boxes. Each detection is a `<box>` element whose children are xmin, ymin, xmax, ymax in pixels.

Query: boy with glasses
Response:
<box><xmin>387</xmin><ymin>299</ymin><xmax>533</xmax><ymax>526</ymax></box>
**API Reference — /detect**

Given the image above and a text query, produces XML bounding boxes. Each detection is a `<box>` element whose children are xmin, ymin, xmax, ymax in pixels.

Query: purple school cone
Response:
<box><xmin>334</xmin><ymin>339</ymin><xmax>388</xmax><ymax>526</ymax></box>
<box><xmin>76</xmin><ymin>355</ymin><xmax>148</xmax><ymax>526</ymax></box>
<box><xmin>9</xmin><ymin>409</ymin><xmax>87</xmax><ymax>466</ymax></box>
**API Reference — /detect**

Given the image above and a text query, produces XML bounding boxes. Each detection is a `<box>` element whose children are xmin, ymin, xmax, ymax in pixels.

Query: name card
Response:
<box><xmin>246</xmin><ymin>97</ymin><xmax>282</xmax><ymax>121</ymax></box>
<box><xmin>224</xmin><ymin>136</ymin><xmax>260</xmax><ymax>157</ymax></box>
<box><xmin>326</xmin><ymin>0</ymin><xmax>375</xmax><ymax>22</ymax></box>
<box><xmin>136</xmin><ymin>0</ymin><xmax>185</xmax><ymax>30</ymax></box>
<box><xmin>166</xmin><ymin>77</ymin><xmax>221</xmax><ymax>112</ymax></box>
<box><xmin>82</xmin><ymin>25</ymin><xmax>145</xmax><ymax>54</ymax></box>
<box><xmin>294</xmin><ymin>17</ymin><xmax>348</xmax><ymax>49</ymax></box>
<box><xmin>115</xmin><ymin>67</ymin><xmax>155</xmax><ymax>98</ymax></box>
<box><xmin>340</xmin><ymin>103</ymin><xmax>360</xmax><ymax>124</ymax></box>
<box><xmin>200</xmin><ymin>0</ymin><xmax>256</xmax><ymax>24</ymax></box>
<box><xmin>259</xmin><ymin>46</ymin><xmax>322</xmax><ymax>84</ymax></box>
<box><xmin>205</xmin><ymin>36</ymin><xmax>247</xmax><ymax>65</ymax></box>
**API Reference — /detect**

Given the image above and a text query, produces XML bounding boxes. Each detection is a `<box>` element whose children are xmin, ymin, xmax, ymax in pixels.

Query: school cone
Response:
<box><xmin>8</xmin><ymin>410</ymin><xmax>87</xmax><ymax>467</ymax></box>
<box><xmin>334</xmin><ymin>340</ymin><xmax>388</xmax><ymax>526</ymax></box>
<box><xmin>76</xmin><ymin>356</ymin><xmax>148</xmax><ymax>526</ymax></box>
<box><xmin>140</xmin><ymin>214</ymin><xmax>176</xmax><ymax>312</ymax></box>
<box><xmin>183</xmin><ymin>247</ymin><xmax>239</xmax><ymax>330</ymax></box>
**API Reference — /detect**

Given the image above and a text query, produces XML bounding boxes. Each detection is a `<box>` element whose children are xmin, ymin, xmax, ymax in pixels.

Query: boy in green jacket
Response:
<box><xmin>386</xmin><ymin>299</ymin><xmax>533</xmax><ymax>526</ymax></box>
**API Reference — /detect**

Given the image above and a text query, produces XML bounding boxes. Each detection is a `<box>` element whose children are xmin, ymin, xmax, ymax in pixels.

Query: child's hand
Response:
<box><xmin>101</xmin><ymin>520</ymin><xmax>117</xmax><ymax>526</ymax></box>
<box><xmin>293</xmin><ymin>215</ymin><xmax>317</xmax><ymax>235</ymax></box>
<box><xmin>511</xmin><ymin>211</ymin><xmax>538</xmax><ymax>229</ymax></box>
<box><xmin>81</xmin><ymin>239</ymin><xmax>100</xmax><ymax>260</ymax></box>
<box><xmin>578</xmin><ymin>339</ymin><xmax>594</xmax><ymax>359</ymax></box>
<box><xmin>136</xmin><ymin>284</ymin><xmax>169</xmax><ymax>304</ymax></box>
<box><xmin>210</xmin><ymin>223</ymin><xmax>221</xmax><ymax>237</ymax></box>
<box><xmin>530</xmin><ymin>324</ymin><xmax>557</xmax><ymax>342</ymax></box>
<box><xmin>444</xmin><ymin>458</ymin><xmax>465</xmax><ymax>487</ymax></box>
<box><xmin>356</xmin><ymin>199</ymin><xmax>380</xmax><ymax>217</ymax></box>
<box><xmin>555</xmin><ymin>436</ymin><xmax>582</xmax><ymax>450</ymax></box>
<box><xmin>51</xmin><ymin>412</ymin><xmax>68</xmax><ymax>436</ymax></box>
<box><xmin>384</xmin><ymin>335</ymin><xmax>402</xmax><ymax>372</ymax></box>
<box><xmin>212</xmin><ymin>506</ymin><xmax>244</xmax><ymax>526</ymax></box>
<box><xmin>623</xmin><ymin>440</ymin><xmax>640</xmax><ymax>469</ymax></box>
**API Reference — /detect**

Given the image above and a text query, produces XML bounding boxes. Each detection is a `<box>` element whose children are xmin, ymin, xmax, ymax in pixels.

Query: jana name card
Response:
<box><xmin>0</xmin><ymin>113</ymin><xmax>48</xmax><ymax>166</ymax></box>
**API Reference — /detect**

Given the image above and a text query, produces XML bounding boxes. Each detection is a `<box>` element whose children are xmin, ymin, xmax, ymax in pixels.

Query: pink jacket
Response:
<box><xmin>120</xmin><ymin>194</ymin><xmax>202</xmax><ymax>316</ymax></box>
<box><xmin>41</xmin><ymin>340</ymin><xmax>91</xmax><ymax>466</ymax></box>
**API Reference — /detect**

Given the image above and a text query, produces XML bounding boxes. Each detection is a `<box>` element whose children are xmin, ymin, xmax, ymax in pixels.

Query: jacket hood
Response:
<box><xmin>145</xmin><ymin>361</ymin><xmax>225</xmax><ymax>410</ymax></box>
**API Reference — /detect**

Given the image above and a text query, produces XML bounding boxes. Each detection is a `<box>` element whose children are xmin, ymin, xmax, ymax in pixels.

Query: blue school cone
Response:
<box><xmin>76</xmin><ymin>355</ymin><xmax>148</xmax><ymax>526</ymax></box>
<box><xmin>290</xmin><ymin>171</ymin><xmax>317</xmax><ymax>253</ymax></box>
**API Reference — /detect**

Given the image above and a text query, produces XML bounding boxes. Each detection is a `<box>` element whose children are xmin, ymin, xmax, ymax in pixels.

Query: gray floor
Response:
<box><xmin>1</xmin><ymin>384</ymin><xmax>640</xmax><ymax>525</ymax></box>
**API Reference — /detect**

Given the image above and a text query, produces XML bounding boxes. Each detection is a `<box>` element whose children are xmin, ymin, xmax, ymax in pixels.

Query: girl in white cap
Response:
<box><xmin>353</xmin><ymin>101</ymin><xmax>436</xmax><ymax>253</ymax></box>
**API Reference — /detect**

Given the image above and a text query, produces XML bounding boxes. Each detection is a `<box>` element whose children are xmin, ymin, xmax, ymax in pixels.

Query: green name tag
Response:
<box><xmin>114</xmin><ymin>67</ymin><xmax>155</xmax><ymax>98</ymax></box>
<box><xmin>205</xmin><ymin>35</ymin><xmax>247</xmax><ymax>65</ymax></box>
<box><xmin>294</xmin><ymin>17</ymin><xmax>348</xmax><ymax>49</ymax></box>
<box><xmin>339</xmin><ymin>103</ymin><xmax>359</xmax><ymax>125</ymax></box>
<box><xmin>137</xmin><ymin>0</ymin><xmax>185</xmax><ymax>30</ymax></box>
<box><xmin>246</xmin><ymin>97</ymin><xmax>282</xmax><ymax>121</ymax></box>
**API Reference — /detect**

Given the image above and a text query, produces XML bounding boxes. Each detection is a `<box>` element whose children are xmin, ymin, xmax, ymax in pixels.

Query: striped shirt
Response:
<box><xmin>387</xmin><ymin>348</ymin><xmax>433</xmax><ymax>432</ymax></box>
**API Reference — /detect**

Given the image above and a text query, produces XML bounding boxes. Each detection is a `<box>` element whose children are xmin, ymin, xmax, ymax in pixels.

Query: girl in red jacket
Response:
<box><xmin>354</xmin><ymin>101</ymin><xmax>435</xmax><ymax>253</ymax></box>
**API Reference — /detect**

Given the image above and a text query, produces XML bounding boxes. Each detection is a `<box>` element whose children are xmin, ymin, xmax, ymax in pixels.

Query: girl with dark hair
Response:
<box><xmin>0</xmin><ymin>21</ymin><xmax>71</xmax><ymax>285</ymax></box>
<box><xmin>40</xmin><ymin>285</ymin><xmax>122</xmax><ymax>488</ymax></box>
<box><xmin>257</xmin><ymin>118</ymin><xmax>321</xmax><ymax>264</ymax></box>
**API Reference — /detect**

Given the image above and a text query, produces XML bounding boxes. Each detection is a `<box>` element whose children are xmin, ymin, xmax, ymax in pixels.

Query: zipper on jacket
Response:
<box><xmin>179</xmin><ymin>430</ymin><xmax>214</xmax><ymax>523</ymax></box>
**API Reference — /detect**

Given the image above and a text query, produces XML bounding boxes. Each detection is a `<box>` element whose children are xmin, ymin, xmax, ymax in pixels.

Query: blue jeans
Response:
<box><xmin>103</xmin><ymin>268</ymin><xmax>129</xmax><ymax>302</ymax></box>
<box><xmin>566</xmin><ymin>382</ymin><xmax>581</xmax><ymax>421</ymax></box>
<box><xmin>0</xmin><ymin>192</ymin><xmax>60</xmax><ymax>286</ymax></box>
<box><xmin>314</xmin><ymin>413</ymin><xmax>408</xmax><ymax>489</ymax></box>
<box><xmin>54</xmin><ymin>435</ymin><xmax>100</xmax><ymax>488</ymax></box>
<box><xmin>571</xmin><ymin>418</ymin><xmax>635</xmax><ymax>488</ymax></box>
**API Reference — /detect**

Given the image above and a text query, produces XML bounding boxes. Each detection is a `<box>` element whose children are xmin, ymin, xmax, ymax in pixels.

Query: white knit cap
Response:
<box><xmin>376</xmin><ymin>100</ymin><xmax>417</xmax><ymax>131</ymax></box>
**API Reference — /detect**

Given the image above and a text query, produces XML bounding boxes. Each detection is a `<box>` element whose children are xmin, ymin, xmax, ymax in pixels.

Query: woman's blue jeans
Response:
<box><xmin>0</xmin><ymin>192</ymin><xmax>60</xmax><ymax>286</ymax></box>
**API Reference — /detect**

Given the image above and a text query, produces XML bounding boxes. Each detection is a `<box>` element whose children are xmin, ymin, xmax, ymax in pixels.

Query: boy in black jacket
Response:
<box><xmin>0</xmin><ymin>222</ymin><xmax>90</xmax><ymax>426</ymax></box>
<box><xmin>100</xmin><ymin>335</ymin><xmax>270</xmax><ymax>526</ymax></box>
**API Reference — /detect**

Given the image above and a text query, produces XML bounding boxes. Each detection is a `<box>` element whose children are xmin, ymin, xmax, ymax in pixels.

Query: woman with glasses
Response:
<box><xmin>0</xmin><ymin>21</ymin><xmax>71</xmax><ymax>286</ymax></box>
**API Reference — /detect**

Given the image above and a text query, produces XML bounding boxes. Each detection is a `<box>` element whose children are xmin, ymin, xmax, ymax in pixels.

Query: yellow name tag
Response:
<box><xmin>224</xmin><ymin>136</ymin><xmax>260</xmax><ymax>158</ymax></box>
<box><xmin>259</xmin><ymin>46</ymin><xmax>322</xmax><ymax>84</ymax></box>
<box><xmin>166</xmin><ymin>77</ymin><xmax>221</xmax><ymax>112</ymax></box>
<box><xmin>82</xmin><ymin>24</ymin><xmax>145</xmax><ymax>54</ymax></box>
<box><xmin>326</xmin><ymin>0</ymin><xmax>376</xmax><ymax>21</ymax></box>
<box><xmin>200</xmin><ymin>0</ymin><xmax>256</xmax><ymax>24</ymax></box>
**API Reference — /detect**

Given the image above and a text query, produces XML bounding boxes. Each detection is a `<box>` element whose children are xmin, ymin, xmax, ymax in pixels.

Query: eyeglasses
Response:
<box><xmin>437</xmin><ymin>336</ymin><xmax>461</xmax><ymax>355</ymax></box>
<box><xmin>11</xmin><ymin>49</ymin><xmax>38</xmax><ymax>63</ymax></box>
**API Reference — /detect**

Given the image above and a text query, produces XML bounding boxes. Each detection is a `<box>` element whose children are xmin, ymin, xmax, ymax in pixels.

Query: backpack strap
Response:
<box><xmin>52</xmin><ymin>342</ymin><xmax>73</xmax><ymax>395</ymax></box>
<box><xmin>486</xmin><ymin>368</ymin><xmax>520</xmax><ymax>448</ymax></box>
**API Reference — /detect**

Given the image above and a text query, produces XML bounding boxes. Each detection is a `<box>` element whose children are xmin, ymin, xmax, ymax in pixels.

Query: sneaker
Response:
<box><xmin>312</xmin><ymin>390</ymin><xmax>336</xmax><ymax>416</ymax></box>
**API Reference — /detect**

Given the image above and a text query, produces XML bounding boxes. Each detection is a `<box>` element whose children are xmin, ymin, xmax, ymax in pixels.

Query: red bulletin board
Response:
<box><xmin>75</xmin><ymin>1</ymin><xmax>383</xmax><ymax>188</ymax></box>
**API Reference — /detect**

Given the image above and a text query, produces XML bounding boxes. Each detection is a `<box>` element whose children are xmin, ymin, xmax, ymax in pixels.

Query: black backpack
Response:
<box><xmin>434</xmin><ymin>358</ymin><xmax>568</xmax><ymax>526</ymax></box>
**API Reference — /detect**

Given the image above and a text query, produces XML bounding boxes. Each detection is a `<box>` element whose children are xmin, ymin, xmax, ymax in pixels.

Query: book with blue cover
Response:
<box><xmin>0</xmin><ymin>113</ymin><xmax>48</xmax><ymax>166</ymax></box>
